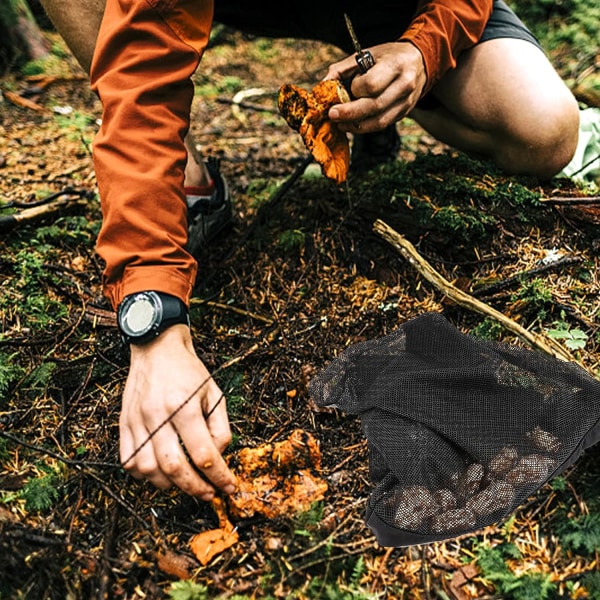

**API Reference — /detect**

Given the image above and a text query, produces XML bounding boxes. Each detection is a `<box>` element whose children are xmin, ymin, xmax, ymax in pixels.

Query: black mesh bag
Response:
<box><xmin>309</xmin><ymin>312</ymin><xmax>600</xmax><ymax>546</ymax></box>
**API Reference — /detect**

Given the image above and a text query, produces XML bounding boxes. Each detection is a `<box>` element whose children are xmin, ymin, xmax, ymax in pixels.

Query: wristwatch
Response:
<box><xmin>117</xmin><ymin>291</ymin><xmax>190</xmax><ymax>345</ymax></box>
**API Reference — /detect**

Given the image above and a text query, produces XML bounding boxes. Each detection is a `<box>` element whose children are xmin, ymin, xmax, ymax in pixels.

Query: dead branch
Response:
<box><xmin>0</xmin><ymin>196</ymin><xmax>88</xmax><ymax>233</ymax></box>
<box><xmin>540</xmin><ymin>196</ymin><xmax>600</xmax><ymax>205</ymax></box>
<box><xmin>373</xmin><ymin>219</ymin><xmax>582</xmax><ymax>367</ymax></box>
<box><xmin>190</xmin><ymin>298</ymin><xmax>274</xmax><ymax>325</ymax></box>
<box><xmin>472</xmin><ymin>255</ymin><xmax>583</xmax><ymax>298</ymax></box>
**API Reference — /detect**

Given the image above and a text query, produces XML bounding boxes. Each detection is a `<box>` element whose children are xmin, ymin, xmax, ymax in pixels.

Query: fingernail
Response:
<box><xmin>224</xmin><ymin>484</ymin><xmax>236</xmax><ymax>495</ymax></box>
<box><xmin>201</xmin><ymin>492</ymin><xmax>214</xmax><ymax>502</ymax></box>
<box><xmin>329</xmin><ymin>107</ymin><xmax>339</xmax><ymax>119</ymax></box>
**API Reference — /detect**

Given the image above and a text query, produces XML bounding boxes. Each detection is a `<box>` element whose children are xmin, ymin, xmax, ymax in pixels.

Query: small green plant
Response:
<box><xmin>471</xmin><ymin>318</ymin><xmax>504</xmax><ymax>341</ymax></box>
<box><xmin>253</xmin><ymin>38</ymin><xmax>276</xmax><ymax>57</ymax></box>
<box><xmin>494</xmin><ymin>181</ymin><xmax>541</xmax><ymax>208</ymax></box>
<box><xmin>217</xmin><ymin>75</ymin><xmax>243</xmax><ymax>94</ymax></box>
<box><xmin>20</xmin><ymin>469</ymin><xmax>60</xmax><ymax>513</ymax></box>
<box><xmin>277</xmin><ymin>229</ymin><xmax>306</xmax><ymax>253</ymax></box>
<box><xmin>215</xmin><ymin>368</ymin><xmax>246</xmax><ymax>417</ymax></box>
<box><xmin>228</xmin><ymin>596</ymin><xmax>276</xmax><ymax>600</ymax></box>
<box><xmin>293</xmin><ymin>501</ymin><xmax>324</xmax><ymax>538</ymax></box>
<box><xmin>510</xmin><ymin>0</ymin><xmax>600</xmax><ymax>66</ymax></box>
<box><xmin>0</xmin><ymin>247</ymin><xmax>69</xmax><ymax>336</ymax></box>
<box><xmin>511</xmin><ymin>278</ymin><xmax>554</xmax><ymax>320</ymax></box>
<box><xmin>546</xmin><ymin>323</ymin><xmax>589</xmax><ymax>350</ymax></box>
<box><xmin>0</xmin><ymin>352</ymin><xmax>25</xmax><ymax>399</ymax></box>
<box><xmin>24</xmin><ymin>361</ymin><xmax>57</xmax><ymax>393</ymax></box>
<box><xmin>550</xmin><ymin>476</ymin><xmax>567</xmax><ymax>492</ymax></box>
<box><xmin>167</xmin><ymin>580</ymin><xmax>208</xmax><ymax>600</ymax></box>
<box><xmin>351</xmin><ymin>556</ymin><xmax>366</xmax><ymax>585</ymax></box>
<box><xmin>556</xmin><ymin>513</ymin><xmax>600</xmax><ymax>555</ymax></box>
<box><xmin>582</xmin><ymin>571</ymin><xmax>600</xmax><ymax>600</ymax></box>
<box><xmin>293</xmin><ymin>571</ymin><xmax>378</xmax><ymax>600</ymax></box>
<box><xmin>33</xmin><ymin>215</ymin><xmax>98</xmax><ymax>245</ymax></box>
<box><xmin>0</xmin><ymin>438</ymin><xmax>10</xmax><ymax>463</ymax></box>
<box><xmin>429</xmin><ymin>204</ymin><xmax>494</xmax><ymax>241</ymax></box>
<box><xmin>54</xmin><ymin>110</ymin><xmax>96</xmax><ymax>148</ymax></box>
<box><xmin>246</xmin><ymin>178</ymin><xmax>281</xmax><ymax>208</ymax></box>
<box><xmin>476</xmin><ymin>543</ymin><xmax>557</xmax><ymax>600</ymax></box>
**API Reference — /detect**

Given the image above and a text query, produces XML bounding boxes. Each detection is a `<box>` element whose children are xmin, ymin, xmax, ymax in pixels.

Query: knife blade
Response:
<box><xmin>343</xmin><ymin>13</ymin><xmax>376</xmax><ymax>73</ymax></box>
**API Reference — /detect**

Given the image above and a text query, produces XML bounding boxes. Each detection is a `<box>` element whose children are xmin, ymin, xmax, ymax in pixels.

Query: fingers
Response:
<box><xmin>122</xmin><ymin>395</ymin><xmax>235</xmax><ymax>500</ymax></box>
<box><xmin>202</xmin><ymin>393</ymin><xmax>233</xmax><ymax>454</ymax></box>
<box><xmin>120</xmin><ymin>373</ymin><xmax>236</xmax><ymax>498</ymax></box>
<box><xmin>175</xmin><ymin>403</ymin><xmax>236</xmax><ymax>495</ymax></box>
<box><xmin>325</xmin><ymin>53</ymin><xmax>364</xmax><ymax>82</ymax></box>
<box><xmin>329</xmin><ymin>85</ymin><xmax>410</xmax><ymax>134</ymax></box>
<box><xmin>326</xmin><ymin>42</ymin><xmax>427</xmax><ymax>133</ymax></box>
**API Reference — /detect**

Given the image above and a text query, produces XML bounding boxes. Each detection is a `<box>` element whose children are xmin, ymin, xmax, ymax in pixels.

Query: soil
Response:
<box><xmin>0</xmin><ymin>27</ymin><xmax>599</xmax><ymax>600</ymax></box>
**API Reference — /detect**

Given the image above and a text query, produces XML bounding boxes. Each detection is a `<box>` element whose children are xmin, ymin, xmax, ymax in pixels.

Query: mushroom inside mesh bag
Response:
<box><xmin>308</xmin><ymin>312</ymin><xmax>600</xmax><ymax>546</ymax></box>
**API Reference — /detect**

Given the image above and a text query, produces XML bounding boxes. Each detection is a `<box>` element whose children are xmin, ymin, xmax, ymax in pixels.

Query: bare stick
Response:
<box><xmin>0</xmin><ymin>196</ymin><xmax>87</xmax><ymax>233</ymax></box>
<box><xmin>540</xmin><ymin>196</ymin><xmax>600</xmax><ymax>205</ymax></box>
<box><xmin>373</xmin><ymin>219</ymin><xmax>584</xmax><ymax>367</ymax></box>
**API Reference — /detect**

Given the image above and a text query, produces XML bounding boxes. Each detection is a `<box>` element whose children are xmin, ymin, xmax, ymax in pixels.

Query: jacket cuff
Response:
<box><xmin>106</xmin><ymin>265</ymin><xmax>196</xmax><ymax>310</ymax></box>
<box><xmin>400</xmin><ymin>0</ymin><xmax>493</xmax><ymax>95</ymax></box>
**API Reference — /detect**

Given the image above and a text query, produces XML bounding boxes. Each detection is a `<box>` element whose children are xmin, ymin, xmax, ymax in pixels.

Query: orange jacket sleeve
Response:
<box><xmin>400</xmin><ymin>0</ymin><xmax>493</xmax><ymax>94</ymax></box>
<box><xmin>90</xmin><ymin>0</ymin><xmax>214</xmax><ymax>310</ymax></box>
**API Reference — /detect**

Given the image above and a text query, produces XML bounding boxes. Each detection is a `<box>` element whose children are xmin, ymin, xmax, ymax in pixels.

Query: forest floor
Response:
<box><xmin>1</xmin><ymin>25</ymin><xmax>600</xmax><ymax>600</ymax></box>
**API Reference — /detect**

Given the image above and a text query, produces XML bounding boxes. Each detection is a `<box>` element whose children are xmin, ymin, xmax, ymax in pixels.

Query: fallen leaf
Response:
<box><xmin>3</xmin><ymin>90</ymin><xmax>46</xmax><ymax>112</ymax></box>
<box><xmin>189</xmin><ymin>497</ymin><xmax>239</xmax><ymax>566</ymax></box>
<box><xmin>156</xmin><ymin>548</ymin><xmax>198</xmax><ymax>580</ymax></box>
<box><xmin>448</xmin><ymin>564</ymin><xmax>480</xmax><ymax>600</ymax></box>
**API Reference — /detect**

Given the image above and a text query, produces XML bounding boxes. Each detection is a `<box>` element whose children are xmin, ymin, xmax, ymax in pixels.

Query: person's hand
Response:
<box><xmin>119</xmin><ymin>323</ymin><xmax>236</xmax><ymax>500</ymax></box>
<box><xmin>326</xmin><ymin>41</ymin><xmax>427</xmax><ymax>134</ymax></box>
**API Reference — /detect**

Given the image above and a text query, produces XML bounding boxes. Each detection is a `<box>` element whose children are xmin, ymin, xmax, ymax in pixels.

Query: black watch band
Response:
<box><xmin>117</xmin><ymin>291</ymin><xmax>190</xmax><ymax>345</ymax></box>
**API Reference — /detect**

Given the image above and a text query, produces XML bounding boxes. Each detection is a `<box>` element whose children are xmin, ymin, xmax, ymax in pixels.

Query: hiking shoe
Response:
<box><xmin>350</xmin><ymin>124</ymin><xmax>401</xmax><ymax>172</ymax></box>
<box><xmin>186</xmin><ymin>157</ymin><xmax>232</xmax><ymax>256</ymax></box>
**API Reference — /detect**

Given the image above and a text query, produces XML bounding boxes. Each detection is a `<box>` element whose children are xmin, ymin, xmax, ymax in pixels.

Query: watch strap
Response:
<box><xmin>118</xmin><ymin>291</ymin><xmax>189</xmax><ymax>345</ymax></box>
<box><xmin>159</xmin><ymin>292</ymin><xmax>190</xmax><ymax>331</ymax></box>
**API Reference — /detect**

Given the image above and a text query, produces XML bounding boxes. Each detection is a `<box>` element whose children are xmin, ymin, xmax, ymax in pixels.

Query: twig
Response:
<box><xmin>472</xmin><ymin>255</ymin><xmax>582</xmax><ymax>298</ymax></box>
<box><xmin>216</xmin><ymin>96</ymin><xmax>278</xmax><ymax>114</ymax></box>
<box><xmin>0</xmin><ymin>430</ymin><xmax>149</xmax><ymax>529</ymax></box>
<box><xmin>99</xmin><ymin>502</ymin><xmax>119</xmax><ymax>599</ymax></box>
<box><xmin>422</xmin><ymin>545</ymin><xmax>432</xmax><ymax>600</ymax></box>
<box><xmin>540</xmin><ymin>196</ymin><xmax>600</xmax><ymax>205</ymax></box>
<box><xmin>0</xmin><ymin>430</ymin><xmax>118</xmax><ymax>470</ymax></box>
<box><xmin>190</xmin><ymin>298</ymin><xmax>274</xmax><ymax>325</ymax></box>
<box><xmin>0</xmin><ymin>196</ymin><xmax>88</xmax><ymax>233</ymax></box>
<box><xmin>373</xmin><ymin>219</ymin><xmax>585</xmax><ymax>368</ymax></box>
<box><xmin>231</xmin><ymin>88</ymin><xmax>275</xmax><ymax>124</ymax></box>
<box><xmin>2</xmin><ymin>526</ymin><xmax>66</xmax><ymax>546</ymax></box>
<box><xmin>370</xmin><ymin>547</ymin><xmax>394</xmax><ymax>593</ymax></box>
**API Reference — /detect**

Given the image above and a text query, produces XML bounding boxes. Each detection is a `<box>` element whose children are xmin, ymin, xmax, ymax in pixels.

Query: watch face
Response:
<box><xmin>120</xmin><ymin>292</ymin><xmax>162</xmax><ymax>338</ymax></box>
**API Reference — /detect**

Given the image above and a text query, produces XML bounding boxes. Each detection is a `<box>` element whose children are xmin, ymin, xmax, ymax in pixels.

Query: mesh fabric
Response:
<box><xmin>309</xmin><ymin>313</ymin><xmax>600</xmax><ymax>546</ymax></box>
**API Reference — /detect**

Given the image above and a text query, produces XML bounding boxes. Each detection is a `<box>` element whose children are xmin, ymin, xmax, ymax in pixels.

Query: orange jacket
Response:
<box><xmin>90</xmin><ymin>0</ymin><xmax>492</xmax><ymax>310</ymax></box>
<box><xmin>401</xmin><ymin>0</ymin><xmax>493</xmax><ymax>94</ymax></box>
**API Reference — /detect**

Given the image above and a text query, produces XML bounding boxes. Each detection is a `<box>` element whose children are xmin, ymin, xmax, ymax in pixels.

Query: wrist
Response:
<box><xmin>129</xmin><ymin>323</ymin><xmax>192</xmax><ymax>358</ymax></box>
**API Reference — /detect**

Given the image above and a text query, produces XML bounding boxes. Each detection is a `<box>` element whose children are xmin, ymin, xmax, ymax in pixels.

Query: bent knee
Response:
<box><xmin>502</xmin><ymin>92</ymin><xmax>580</xmax><ymax>179</ymax></box>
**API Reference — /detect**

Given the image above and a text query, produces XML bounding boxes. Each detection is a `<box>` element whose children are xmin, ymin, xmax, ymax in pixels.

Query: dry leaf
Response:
<box><xmin>189</xmin><ymin>497</ymin><xmax>239</xmax><ymax>566</ymax></box>
<box><xmin>3</xmin><ymin>90</ymin><xmax>46</xmax><ymax>112</ymax></box>
<box><xmin>157</xmin><ymin>548</ymin><xmax>198</xmax><ymax>580</ymax></box>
